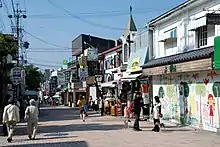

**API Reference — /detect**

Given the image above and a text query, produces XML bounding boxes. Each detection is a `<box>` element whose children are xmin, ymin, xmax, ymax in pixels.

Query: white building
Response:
<box><xmin>142</xmin><ymin>0</ymin><xmax>220</xmax><ymax>132</ymax></box>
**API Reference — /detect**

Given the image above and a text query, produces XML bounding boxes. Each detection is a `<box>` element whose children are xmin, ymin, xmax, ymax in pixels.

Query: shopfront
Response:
<box><xmin>141</xmin><ymin>47</ymin><xmax>220</xmax><ymax>132</ymax></box>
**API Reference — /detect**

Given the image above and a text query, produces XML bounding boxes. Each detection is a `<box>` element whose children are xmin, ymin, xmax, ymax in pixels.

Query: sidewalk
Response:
<box><xmin>0</xmin><ymin>106</ymin><xmax>220</xmax><ymax>147</ymax></box>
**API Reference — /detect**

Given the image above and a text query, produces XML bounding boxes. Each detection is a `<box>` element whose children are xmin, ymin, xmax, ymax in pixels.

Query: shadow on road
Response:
<box><xmin>3</xmin><ymin>140</ymin><xmax>89</xmax><ymax>147</ymax></box>
<box><xmin>39</xmin><ymin>107</ymin><xmax>98</xmax><ymax>122</ymax></box>
<box><xmin>14</xmin><ymin>123</ymin><xmax>124</xmax><ymax>136</ymax></box>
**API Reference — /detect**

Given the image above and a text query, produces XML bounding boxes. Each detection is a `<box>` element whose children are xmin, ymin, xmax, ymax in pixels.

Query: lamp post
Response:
<box><xmin>214</xmin><ymin>86</ymin><xmax>220</xmax><ymax>134</ymax></box>
<box><xmin>199</xmin><ymin>89</ymin><xmax>203</xmax><ymax>130</ymax></box>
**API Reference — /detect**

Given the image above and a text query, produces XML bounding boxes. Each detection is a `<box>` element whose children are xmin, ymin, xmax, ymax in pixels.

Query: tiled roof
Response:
<box><xmin>99</xmin><ymin>45</ymin><xmax>122</xmax><ymax>56</ymax></box>
<box><xmin>142</xmin><ymin>46</ymin><xmax>213</xmax><ymax>68</ymax></box>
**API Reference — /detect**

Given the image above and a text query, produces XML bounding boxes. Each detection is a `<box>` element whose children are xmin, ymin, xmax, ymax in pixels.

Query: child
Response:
<box><xmin>152</xmin><ymin>96</ymin><xmax>162</xmax><ymax>132</ymax></box>
<box><xmin>24</xmin><ymin>99</ymin><xmax>39</xmax><ymax>140</ymax></box>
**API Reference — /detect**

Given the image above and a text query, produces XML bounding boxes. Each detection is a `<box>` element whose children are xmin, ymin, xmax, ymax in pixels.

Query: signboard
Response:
<box><xmin>78</xmin><ymin>56</ymin><xmax>87</xmax><ymax>68</ymax></box>
<box><xmin>12</xmin><ymin>67</ymin><xmax>22</xmax><ymax>85</ymax></box>
<box><xmin>206</xmin><ymin>13</ymin><xmax>220</xmax><ymax>25</ymax></box>
<box><xmin>79</xmin><ymin>67</ymin><xmax>88</xmax><ymax>81</ymax></box>
<box><xmin>87</xmin><ymin>48</ymin><xmax>98</xmax><ymax>61</ymax></box>
<box><xmin>131</xmin><ymin>57</ymin><xmax>140</xmax><ymax>72</ymax></box>
<box><xmin>214</xmin><ymin>36</ymin><xmax>220</xmax><ymax>69</ymax></box>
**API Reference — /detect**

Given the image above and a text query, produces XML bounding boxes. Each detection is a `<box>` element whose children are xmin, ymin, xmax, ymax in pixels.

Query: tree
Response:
<box><xmin>0</xmin><ymin>34</ymin><xmax>17</xmax><ymax>108</ymax></box>
<box><xmin>24</xmin><ymin>65</ymin><xmax>43</xmax><ymax>90</ymax></box>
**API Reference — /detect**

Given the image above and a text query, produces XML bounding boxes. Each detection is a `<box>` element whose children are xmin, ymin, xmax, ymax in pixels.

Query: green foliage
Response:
<box><xmin>24</xmin><ymin>65</ymin><xmax>43</xmax><ymax>90</ymax></box>
<box><xmin>0</xmin><ymin>34</ymin><xmax>18</xmax><ymax>57</ymax></box>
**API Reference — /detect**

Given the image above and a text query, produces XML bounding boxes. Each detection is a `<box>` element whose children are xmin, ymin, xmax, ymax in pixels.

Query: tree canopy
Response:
<box><xmin>24</xmin><ymin>65</ymin><xmax>43</xmax><ymax>90</ymax></box>
<box><xmin>0</xmin><ymin>34</ymin><xmax>17</xmax><ymax>57</ymax></box>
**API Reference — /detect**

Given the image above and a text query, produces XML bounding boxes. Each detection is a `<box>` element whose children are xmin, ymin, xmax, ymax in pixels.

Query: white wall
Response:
<box><xmin>152</xmin><ymin>0</ymin><xmax>220</xmax><ymax>59</ymax></box>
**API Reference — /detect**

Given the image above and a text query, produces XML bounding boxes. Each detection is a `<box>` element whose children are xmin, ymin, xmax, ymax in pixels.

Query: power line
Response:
<box><xmin>2</xmin><ymin>0</ymin><xmax>14</xmax><ymax>26</ymax></box>
<box><xmin>27</xmin><ymin>50</ymin><xmax>72</xmax><ymax>53</ymax></box>
<box><xmin>28</xmin><ymin>61</ymin><xmax>62</xmax><ymax>67</ymax></box>
<box><xmin>47</xmin><ymin>0</ymin><xmax>145</xmax><ymax>31</ymax></box>
<box><xmin>27</xmin><ymin>57</ymin><xmax>63</xmax><ymax>64</ymax></box>
<box><xmin>28</xmin><ymin>8</ymin><xmax>162</xmax><ymax>19</ymax></box>
<box><xmin>28</xmin><ymin>47</ymin><xmax>72</xmax><ymax>50</ymax></box>
<box><xmin>23</xmin><ymin>29</ymin><xmax>72</xmax><ymax>49</ymax></box>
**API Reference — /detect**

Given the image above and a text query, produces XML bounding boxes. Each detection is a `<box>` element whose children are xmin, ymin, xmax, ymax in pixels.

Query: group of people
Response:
<box><xmin>2</xmin><ymin>95</ymin><xmax>39</xmax><ymax>143</ymax></box>
<box><xmin>126</xmin><ymin>92</ymin><xmax>162</xmax><ymax>132</ymax></box>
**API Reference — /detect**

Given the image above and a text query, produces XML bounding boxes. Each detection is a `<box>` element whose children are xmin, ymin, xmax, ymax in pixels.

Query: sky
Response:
<box><xmin>0</xmin><ymin>0</ymin><xmax>186</xmax><ymax>70</ymax></box>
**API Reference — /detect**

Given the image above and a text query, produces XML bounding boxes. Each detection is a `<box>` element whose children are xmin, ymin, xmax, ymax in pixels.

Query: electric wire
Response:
<box><xmin>47</xmin><ymin>0</ymin><xmax>145</xmax><ymax>31</ymax></box>
<box><xmin>27</xmin><ymin>57</ymin><xmax>63</xmax><ymax>64</ymax></box>
<box><xmin>23</xmin><ymin>29</ymin><xmax>72</xmax><ymax>49</ymax></box>
<box><xmin>2</xmin><ymin>0</ymin><xmax>14</xmax><ymax>26</ymax></box>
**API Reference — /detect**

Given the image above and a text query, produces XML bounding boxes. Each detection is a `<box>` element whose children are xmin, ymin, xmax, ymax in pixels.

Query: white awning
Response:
<box><xmin>121</xmin><ymin>73</ymin><xmax>142</xmax><ymax>81</ymax></box>
<box><xmin>100</xmin><ymin>81</ymin><xmax>117</xmax><ymax>88</ymax></box>
<box><xmin>158</xmin><ymin>28</ymin><xmax>177</xmax><ymax>42</ymax></box>
<box><xmin>188</xmin><ymin>16</ymin><xmax>207</xmax><ymax>31</ymax></box>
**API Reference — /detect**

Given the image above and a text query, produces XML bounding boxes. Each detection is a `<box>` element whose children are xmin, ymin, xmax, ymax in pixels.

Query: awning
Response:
<box><xmin>158</xmin><ymin>28</ymin><xmax>177</xmax><ymax>42</ymax></box>
<box><xmin>121</xmin><ymin>73</ymin><xmax>142</xmax><ymax>81</ymax></box>
<box><xmin>188</xmin><ymin>16</ymin><xmax>207</xmax><ymax>31</ymax></box>
<box><xmin>100</xmin><ymin>81</ymin><xmax>117</xmax><ymax>88</ymax></box>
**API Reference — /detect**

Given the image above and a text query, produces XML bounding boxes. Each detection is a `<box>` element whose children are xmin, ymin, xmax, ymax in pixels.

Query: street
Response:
<box><xmin>1</xmin><ymin>106</ymin><xmax>220</xmax><ymax>147</ymax></box>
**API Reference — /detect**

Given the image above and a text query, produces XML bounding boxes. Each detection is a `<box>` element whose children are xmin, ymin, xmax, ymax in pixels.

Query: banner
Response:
<box><xmin>87</xmin><ymin>48</ymin><xmax>98</xmax><ymax>61</ymax></box>
<box><xmin>131</xmin><ymin>57</ymin><xmax>140</xmax><ymax>72</ymax></box>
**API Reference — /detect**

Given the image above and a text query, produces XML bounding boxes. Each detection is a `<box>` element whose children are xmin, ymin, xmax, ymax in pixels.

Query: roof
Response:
<box><xmin>147</xmin><ymin>0</ymin><xmax>196</xmax><ymax>26</ymax></box>
<box><xmin>99</xmin><ymin>45</ymin><xmax>122</xmax><ymax>56</ymax></box>
<box><xmin>124</xmin><ymin>15</ymin><xmax>137</xmax><ymax>37</ymax></box>
<box><xmin>142</xmin><ymin>46</ymin><xmax>213</xmax><ymax>68</ymax></box>
<box><xmin>72</xmin><ymin>48</ymin><xmax>82</xmax><ymax>56</ymax></box>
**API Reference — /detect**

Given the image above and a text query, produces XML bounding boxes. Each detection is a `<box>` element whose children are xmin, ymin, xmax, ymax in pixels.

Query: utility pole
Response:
<box><xmin>8</xmin><ymin>3</ymin><xmax>27</xmax><ymax>67</ymax></box>
<box><xmin>8</xmin><ymin>2</ymin><xmax>27</xmax><ymax>102</ymax></box>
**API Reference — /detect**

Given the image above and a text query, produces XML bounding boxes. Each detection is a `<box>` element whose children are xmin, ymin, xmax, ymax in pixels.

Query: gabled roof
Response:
<box><xmin>147</xmin><ymin>0</ymin><xmax>196</xmax><ymax>26</ymax></box>
<box><xmin>142</xmin><ymin>46</ymin><xmax>213</xmax><ymax>68</ymax></box>
<box><xmin>124</xmin><ymin>15</ymin><xmax>137</xmax><ymax>37</ymax></box>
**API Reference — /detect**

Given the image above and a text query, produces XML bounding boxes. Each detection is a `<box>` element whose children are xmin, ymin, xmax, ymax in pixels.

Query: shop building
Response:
<box><xmin>142</xmin><ymin>0</ymin><xmax>220</xmax><ymax>132</ymax></box>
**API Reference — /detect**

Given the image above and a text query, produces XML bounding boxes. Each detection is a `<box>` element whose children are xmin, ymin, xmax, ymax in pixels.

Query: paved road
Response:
<box><xmin>0</xmin><ymin>106</ymin><xmax>220</xmax><ymax>147</ymax></box>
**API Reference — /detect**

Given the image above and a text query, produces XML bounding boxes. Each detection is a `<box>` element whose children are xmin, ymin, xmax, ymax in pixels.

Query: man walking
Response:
<box><xmin>99</xmin><ymin>97</ymin><xmax>104</xmax><ymax>116</ymax></box>
<box><xmin>24</xmin><ymin>99</ymin><xmax>39</xmax><ymax>140</ymax></box>
<box><xmin>2</xmin><ymin>97</ymin><xmax>20</xmax><ymax>143</ymax></box>
<box><xmin>133</xmin><ymin>92</ymin><xmax>143</xmax><ymax>131</ymax></box>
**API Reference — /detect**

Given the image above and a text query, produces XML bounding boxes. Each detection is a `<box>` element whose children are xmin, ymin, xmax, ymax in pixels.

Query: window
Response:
<box><xmin>114</xmin><ymin>55</ymin><xmax>117</xmax><ymax>68</ymax></box>
<box><xmin>197</xmin><ymin>26</ymin><xmax>207</xmax><ymax>48</ymax></box>
<box><xmin>124</xmin><ymin>44</ymin><xmax>128</xmax><ymax>62</ymax></box>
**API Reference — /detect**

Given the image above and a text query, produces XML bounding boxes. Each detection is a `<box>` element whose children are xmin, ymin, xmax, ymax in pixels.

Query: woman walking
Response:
<box><xmin>77</xmin><ymin>96</ymin><xmax>86</xmax><ymax>122</ymax></box>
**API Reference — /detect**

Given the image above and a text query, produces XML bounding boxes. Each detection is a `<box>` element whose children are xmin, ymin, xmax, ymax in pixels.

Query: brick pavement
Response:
<box><xmin>0</xmin><ymin>106</ymin><xmax>220</xmax><ymax>147</ymax></box>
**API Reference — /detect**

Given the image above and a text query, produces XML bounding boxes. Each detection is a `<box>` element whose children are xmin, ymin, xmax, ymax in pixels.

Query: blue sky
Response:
<box><xmin>0</xmin><ymin>0</ymin><xmax>186</xmax><ymax>70</ymax></box>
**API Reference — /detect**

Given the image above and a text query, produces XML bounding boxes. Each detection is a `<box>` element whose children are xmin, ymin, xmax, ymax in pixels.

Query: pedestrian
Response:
<box><xmin>24</xmin><ymin>99</ymin><xmax>39</xmax><ymax>140</ymax></box>
<box><xmin>132</xmin><ymin>92</ymin><xmax>143</xmax><ymax>131</ymax></box>
<box><xmin>152</xmin><ymin>96</ymin><xmax>162</xmax><ymax>132</ymax></box>
<box><xmin>95</xmin><ymin>98</ymin><xmax>99</xmax><ymax>112</ymax></box>
<box><xmin>2</xmin><ymin>97</ymin><xmax>20</xmax><ymax>143</ymax></box>
<box><xmin>77</xmin><ymin>96</ymin><xmax>86</xmax><ymax>122</ymax></box>
<box><xmin>89</xmin><ymin>96</ymin><xmax>93</xmax><ymax>111</ymax></box>
<box><xmin>99</xmin><ymin>97</ymin><xmax>104</xmax><ymax>116</ymax></box>
<box><xmin>83</xmin><ymin>96</ymin><xmax>89</xmax><ymax>117</ymax></box>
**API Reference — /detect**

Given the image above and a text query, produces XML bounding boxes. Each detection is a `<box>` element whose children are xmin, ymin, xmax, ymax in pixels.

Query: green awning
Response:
<box><xmin>214</xmin><ymin>36</ymin><xmax>220</xmax><ymax>69</ymax></box>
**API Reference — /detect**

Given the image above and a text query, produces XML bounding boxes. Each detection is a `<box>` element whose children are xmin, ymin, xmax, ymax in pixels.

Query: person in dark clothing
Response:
<box><xmin>133</xmin><ymin>92</ymin><xmax>144</xmax><ymax>131</ymax></box>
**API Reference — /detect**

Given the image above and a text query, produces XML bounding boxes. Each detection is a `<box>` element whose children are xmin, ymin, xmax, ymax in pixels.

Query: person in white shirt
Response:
<box><xmin>2</xmin><ymin>98</ymin><xmax>20</xmax><ymax>143</ymax></box>
<box><xmin>152</xmin><ymin>96</ymin><xmax>162</xmax><ymax>132</ymax></box>
<box><xmin>24</xmin><ymin>99</ymin><xmax>39</xmax><ymax>140</ymax></box>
